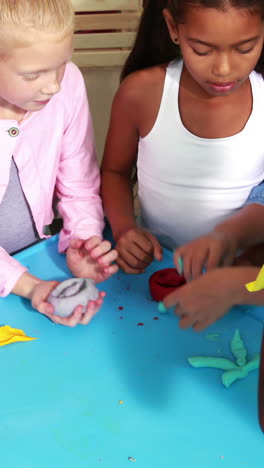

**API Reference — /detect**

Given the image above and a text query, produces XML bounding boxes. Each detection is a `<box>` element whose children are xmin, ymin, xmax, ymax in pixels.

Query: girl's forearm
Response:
<box><xmin>12</xmin><ymin>272</ymin><xmax>42</xmax><ymax>299</ymax></box>
<box><xmin>214</xmin><ymin>204</ymin><xmax>264</xmax><ymax>249</ymax></box>
<box><xmin>101</xmin><ymin>171</ymin><xmax>138</xmax><ymax>240</ymax></box>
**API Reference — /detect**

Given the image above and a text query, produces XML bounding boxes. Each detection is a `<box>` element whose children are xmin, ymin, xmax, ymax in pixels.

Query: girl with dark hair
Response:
<box><xmin>101</xmin><ymin>0</ymin><xmax>264</xmax><ymax>329</ymax></box>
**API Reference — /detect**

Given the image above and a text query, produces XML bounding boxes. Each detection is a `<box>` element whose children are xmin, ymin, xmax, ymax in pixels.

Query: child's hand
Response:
<box><xmin>30</xmin><ymin>280</ymin><xmax>105</xmax><ymax>326</ymax></box>
<box><xmin>66</xmin><ymin>236</ymin><xmax>118</xmax><ymax>282</ymax></box>
<box><xmin>163</xmin><ymin>268</ymin><xmax>241</xmax><ymax>331</ymax></box>
<box><xmin>174</xmin><ymin>232</ymin><xmax>238</xmax><ymax>281</ymax></box>
<box><xmin>115</xmin><ymin>227</ymin><xmax>162</xmax><ymax>274</ymax></box>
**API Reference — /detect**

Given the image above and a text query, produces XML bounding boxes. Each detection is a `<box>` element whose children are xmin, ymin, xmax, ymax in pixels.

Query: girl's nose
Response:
<box><xmin>213</xmin><ymin>53</ymin><xmax>231</xmax><ymax>78</ymax></box>
<box><xmin>41</xmin><ymin>73</ymin><xmax>61</xmax><ymax>95</ymax></box>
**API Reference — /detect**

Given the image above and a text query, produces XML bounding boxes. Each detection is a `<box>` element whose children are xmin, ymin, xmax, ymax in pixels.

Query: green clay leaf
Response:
<box><xmin>231</xmin><ymin>329</ymin><xmax>247</xmax><ymax>366</ymax></box>
<box><xmin>243</xmin><ymin>354</ymin><xmax>260</xmax><ymax>373</ymax></box>
<box><xmin>222</xmin><ymin>355</ymin><xmax>260</xmax><ymax>388</ymax></box>
<box><xmin>187</xmin><ymin>356</ymin><xmax>238</xmax><ymax>370</ymax></box>
<box><xmin>222</xmin><ymin>367</ymin><xmax>248</xmax><ymax>388</ymax></box>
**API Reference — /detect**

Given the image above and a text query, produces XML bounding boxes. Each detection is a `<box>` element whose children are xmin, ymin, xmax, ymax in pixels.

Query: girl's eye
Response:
<box><xmin>236</xmin><ymin>47</ymin><xmax>254</xmax><ymax>54</ymax></box>
<box><xmin>192</xmin><ymin>49</ymin><xmax>211</xmax><ymax>56</ymax></box>
<box><xmin>23</xmin><ymin>74</ymin><xmax>39</xmax><ymax>81</ymax></box>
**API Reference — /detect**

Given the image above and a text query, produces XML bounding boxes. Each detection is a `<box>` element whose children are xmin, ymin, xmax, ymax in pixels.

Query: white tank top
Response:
<box><xmin>137</xmin><ymin>60</ymin><xmax>264</xmax><ymax>248</ymax></box>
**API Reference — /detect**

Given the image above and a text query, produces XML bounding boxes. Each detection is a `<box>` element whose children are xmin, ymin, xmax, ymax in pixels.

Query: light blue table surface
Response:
<box><xmin>0</xmin><ymin>236</ymin><xmax>264</xmax><ymax>468</ymax></box>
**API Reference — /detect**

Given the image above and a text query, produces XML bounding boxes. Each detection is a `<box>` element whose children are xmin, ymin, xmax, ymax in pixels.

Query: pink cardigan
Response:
<box><xmin>0</xmin><ymin>62</ymin><xmax>104</xmax><ymax>296</ymax></box>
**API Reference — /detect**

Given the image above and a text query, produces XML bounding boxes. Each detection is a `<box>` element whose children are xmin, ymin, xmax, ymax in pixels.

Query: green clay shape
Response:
<box><xmin>187</xmin><ymin>357</ymin><xmax>238</xmax><ymax>370</ymax></box>
<box><xmin>231</xmin><ymin>329</ymin><xmax>247</xmax><ymax>366</ymax></box>
<box><xmin>187</xmin><ymin>329</ymin><xmax>259</xmax><ymax>388</ymax></box>
<box><xmin>243</xmin><ymin>353</ymin><xmax>260</xmax><ymax>372</ymax></box>
<box><xmin>177</xmin><ymin>256</ymin><xmax>183</xmax><ymax>275</ymax></box>
<box><xmin>221</xmin><ymin>354</ymin><xmax>260</xmax><ymax>388</ymax></box>
<box><xmin>206</xmin><ymin>333</ymin><xmax>220</xmax><ymax>342</ymax></box>
<box><xmin>158</xmin><ymin>302</ymin><xmax>168</xmax><ymax>314</ymax></box>
<box><xmin>222</xmin><ymin>367</ymin><xmax>248</xmax><ymax>388</ymax></box>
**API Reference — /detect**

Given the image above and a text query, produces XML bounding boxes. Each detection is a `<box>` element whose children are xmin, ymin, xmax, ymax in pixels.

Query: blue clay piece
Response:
<box><xmin>48</xmin><ymin>278</ymin><xmax>99</xmax><ymax>318</ymax></box>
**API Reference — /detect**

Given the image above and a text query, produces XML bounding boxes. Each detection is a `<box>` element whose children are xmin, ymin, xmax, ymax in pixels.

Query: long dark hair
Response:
<box><xmin>121</xmin><ymin>0</ymin><xmax>264</xmax><ymax>80</ymax></box>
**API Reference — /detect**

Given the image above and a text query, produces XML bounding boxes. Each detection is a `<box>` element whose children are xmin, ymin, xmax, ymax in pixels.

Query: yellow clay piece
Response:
<box><xmin>246</xmin><ymin>265</ymin><xmax>264</xmax><ymax>292</ymax></box>
<box><xmin>0</xmin><ymin>325</ymin><xmax>37</xmax><ymax>346</ymax></box>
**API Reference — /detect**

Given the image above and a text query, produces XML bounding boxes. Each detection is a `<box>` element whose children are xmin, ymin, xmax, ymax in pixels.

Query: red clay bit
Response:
<box><xmin>137</xmin><ymin>322</ymin><xmax>144</xmax><ymax>326</ymax></box>
<box><xmin>118</xmin><ymin>306</ymin><xmax>123</xmax><ymax>310</ymax></box>
<box><xmin>153</xmin><ymin>317</ymin><xmax>159</xmax><ymax>320</ymax></box>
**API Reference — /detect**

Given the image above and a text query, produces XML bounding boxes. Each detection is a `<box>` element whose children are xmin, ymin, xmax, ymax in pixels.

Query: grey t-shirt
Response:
<box><xmin>0</xmin><ymin>158</ymin><xmax>39</xmax><ymax>254</ymax></box>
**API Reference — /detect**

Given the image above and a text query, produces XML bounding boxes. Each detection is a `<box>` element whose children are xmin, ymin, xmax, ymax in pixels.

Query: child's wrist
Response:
<box><xmin>212</xmin><ymin>226</ymin><xmax>240</xmax><ymax>248</ymax></box>
<box><xmin>113</xmin><ymin>221</ymin><xmax>138</xmax><ymax>241</ymax></box>
<box><xmin>12</xmin><ymin>272</ymin><xmax>43</xmax><ymax>300</ymax></box>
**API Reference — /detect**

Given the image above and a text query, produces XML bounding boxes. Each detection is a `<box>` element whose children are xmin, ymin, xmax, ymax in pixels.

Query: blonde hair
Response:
<box><xmin>0</xmin><ymin>0</ymin><xmax>74</xmax><ymax>50</ymax></box>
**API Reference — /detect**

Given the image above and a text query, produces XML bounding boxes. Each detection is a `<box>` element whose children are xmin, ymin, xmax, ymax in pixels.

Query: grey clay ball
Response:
<box><xmin>48</xmin><ymin>278</ymin><xmax>99</xmax><ymax>318</ymax></box>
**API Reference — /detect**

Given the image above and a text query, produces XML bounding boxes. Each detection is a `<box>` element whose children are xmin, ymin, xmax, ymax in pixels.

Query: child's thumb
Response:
<box><xmin>163</xmin><ymin>289</ymin><xmax>180</xmax><ymax>310</ymax></box>
<box><xmin>145</xmin><ymin>232</ymin><xmax>163</xmax><ymax>261</ymax></box>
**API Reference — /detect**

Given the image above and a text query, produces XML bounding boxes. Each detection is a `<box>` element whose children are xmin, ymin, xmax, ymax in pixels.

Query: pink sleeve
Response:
<box><xmin>56</xmin><ymin>64</ymin><xmax>104</xmax><ymax>253</ymax></box>
<box><xmin>0</xmin><ymin>247</ymin><xmax>27</xmax><ymax>297</ymax></box>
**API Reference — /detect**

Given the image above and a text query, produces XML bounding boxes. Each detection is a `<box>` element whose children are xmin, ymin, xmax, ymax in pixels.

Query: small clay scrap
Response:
<box><xmin>48</xmin><ymin>278</ymin><xmax>99</xmax><ymax>318</ymax></box>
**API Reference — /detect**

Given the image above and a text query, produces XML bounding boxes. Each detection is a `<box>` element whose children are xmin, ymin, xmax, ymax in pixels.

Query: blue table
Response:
<box><xmin>0</xmin><ymin>236</ymin><xmax>264</xmax><ymax>468</ymax></box>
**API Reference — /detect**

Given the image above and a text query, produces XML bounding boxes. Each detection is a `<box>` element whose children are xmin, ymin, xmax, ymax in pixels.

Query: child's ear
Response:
<box><xmin>163</xmin><ymin>8</ymin><xmax>179</xmax><ymax>44</ymax></box>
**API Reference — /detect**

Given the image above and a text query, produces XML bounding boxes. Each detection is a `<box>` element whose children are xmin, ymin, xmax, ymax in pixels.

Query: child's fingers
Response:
<box><xmin>40</xmin><ymin>290</ymin><xmax>106</xmax><ymax>326</ymax></box>
<box><xmin>42</xmin><ymin>305</ymin><xmax>83</xmax><ymax>326</ymax></box>
<box><xmin>181</xmin><ymin>254</ymin><xmax>192</xmax><ymax>281</ymax></box>
<box><xmin>116</xmin><ymin>256</ymin><xmax>144</xmax><ymax>274</ymax></box>
<box><xmin>192</xmin><ymin>320</ymin><xmax>207</xmax><ymax>332</ymax></box>
<box><xmin>163</xmin><ymin>288</ymin><xmax>181</xmax><ymax>309</ymax></box>
<box><xmin>221</xmin><ymin>248</ymin><xmax>236</xmax><ymax>266</ymax></box>
<box><xmin>38</xmin><ymin>301</ymin><xmax>54</xmax><ymax>316</ymax></box>
<box><xmin>31</xmin><ymin>280</ymin><xmax>59</xmax><ymax>312</ymax></box>
<box><xmin>84</xmin><ymin>238</ymin><xmax>111</xmax><ymax>257</ymax></box>
<box><xmin>173</xmin><ymin>250</ymin><xmax>184</xmax><ymax>273</ymax></box>
<box><xmin>80</xmin><ymin>300</ymin><xmax>102</xmax><ymax>325</ymax></box>
<box><xmin>58</xmin><ymin>306</ymin><xmax>84</xmax><ymax>327</ymax></box>
<box><xmin>69</xmin><ymin>238</ymin><xmax>85</xmax><ymax>250</ymax></box>
<box><xmin>127</xmin><ymin>244</ymin><xmax>153</xmax><ymax>264</ymax></box>
<box><xmin>97</xmin><ymin>249</ymin><xmax>118</xmax><ymax>266</ymax></box>
<box><xmin>145</xmin><ymin>232</ymin><xmax>163</xmax><ymax>261</ymax></box>
<box><xmin>102</xmin><ymin>264</ymin><xmax>119</xmax><ymax>278</ymax></box>
<box><xmin>83</xmin><ymin>236</ymin><xmax>102</xmax><ymax>250</ymax></box>
<box><xmin>117</xmin><ymin>246</ymin><xmax>151</xmax><ymax>269</ymax></box>
<box><xmin>126</xmin><ymin>231</ymin><xmax>155</xmax><ymax>255</ymax></box>
<box><xmin>190</xmin><ymin>249</ymin><xmax>209</xmax><ymax>279</ymax></box>
<box><xmin>206</xmin><ymin>243</ymin><xmax>226</xmax><ymax>270</ymax></box>
<box><xmin>98</xmin><ymin>291</ymin><xmax>106</xmax><ymax>299</ymax></box>
<box><xmin>80</xmin><ymin>292</ymin><xmax>105</xmax><ymax>325</ymax></box>
<box><xmin>178</xmin><ymin>314</ymin><xmax>194</xmax><ymax>329</ymax></box>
